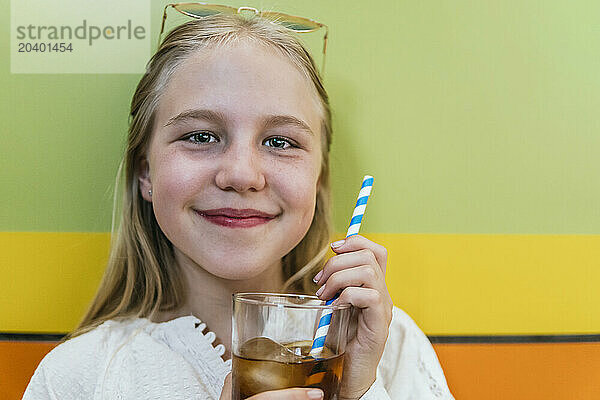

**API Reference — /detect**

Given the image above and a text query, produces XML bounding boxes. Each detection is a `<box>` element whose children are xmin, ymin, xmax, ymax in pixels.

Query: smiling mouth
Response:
<box><xmin>195</xmin><ymin>208</ymin><xmax>278</xmax><ymax>228</ymax></box>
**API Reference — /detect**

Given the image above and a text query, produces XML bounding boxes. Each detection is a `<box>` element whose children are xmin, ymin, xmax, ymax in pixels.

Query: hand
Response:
<box><xmin>313</xmin><ymin>235</ymin><xmax>393</xmax><ymax>400</ymax></box>
<box><xmin>220</xmin><ymin>373</ymin><xmax>325</xmax><ymax>400</ymax></box>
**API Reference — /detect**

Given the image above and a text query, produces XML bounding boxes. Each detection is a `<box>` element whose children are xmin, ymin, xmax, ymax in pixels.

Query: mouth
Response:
<box><xmin>195</xmin><ymin>208</ymin><xmax>278</xmax><ymax>228</ymax></box>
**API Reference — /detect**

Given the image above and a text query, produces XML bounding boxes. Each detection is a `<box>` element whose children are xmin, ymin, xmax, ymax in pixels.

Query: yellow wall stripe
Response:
<box><xmin>2</xmin><ymin>232</ymin><xmax>599</xmax><ymax>334</ymax></box>
<box><xmin>1</xmin><ymin>232</ymin><xmax>110</xmax><ymax>333</ymax></box>
<box><xmin>370</xmin><ymin>233</ymin><xmax>600</xmax><ymax>335</ymax></box>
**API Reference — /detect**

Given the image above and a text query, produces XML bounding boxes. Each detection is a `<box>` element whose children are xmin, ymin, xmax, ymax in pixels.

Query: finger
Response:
<box><xmin>334</xmin><ymin>288</ymin><xmax>393</xmax><ymax>354</ymax></box>
<box><xmin>314</xmin><ymin>249</ymin><xmax>381</xmax><ymax>286</ymax></box>
<box><xmin>329</xmin><ymin>235</ymin><xmax>387</xmax><ymax>274</ymax></box>
<box><xmin>316</xmin><ymin>265</ymin><xmax>384</xmax><ymax>301</ymax></box>
<box><xmin>219</xmin><ymin>373</ymin><xmax>232</xmax><ymax>400</ymax></box>
<box><xmin>248</xmin><ymin>387</ymin><xmax>324</xmax><ymax>399</ymax></box>
<box><xmin>334</xmin><ymin>287</ymin><xmax>393</xmax><ymax>324</ymax></box>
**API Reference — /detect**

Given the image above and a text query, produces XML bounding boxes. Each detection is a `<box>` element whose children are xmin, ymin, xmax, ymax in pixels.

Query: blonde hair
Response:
<box><xmin>65</xmin><ymin>14</ymin><xmax>333</xmax><ymax>341</ymax></box>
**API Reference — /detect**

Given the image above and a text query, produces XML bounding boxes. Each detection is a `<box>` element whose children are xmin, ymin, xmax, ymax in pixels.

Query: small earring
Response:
<box><xmin>148</xmin><ymin>189</ymin><xmax>153</xmax><ymax>196</ymax></box>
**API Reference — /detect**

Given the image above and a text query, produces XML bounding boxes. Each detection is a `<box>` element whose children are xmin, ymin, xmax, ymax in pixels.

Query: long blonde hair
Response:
<box><xmin>65</xmin><ymin>14</ymin><xmax>333</xmax><ymax>341</ymax></box>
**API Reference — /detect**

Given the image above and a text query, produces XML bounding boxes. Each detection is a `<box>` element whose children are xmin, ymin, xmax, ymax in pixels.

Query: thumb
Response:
<box><xmin>219</xmin><ymin>373</ymin><xmax>232</xmax><ymax>400</ymax></box>
<box><xmin>248</xmin><ymin>388</ymin><xmax>324</xmax><ymax>399</ymax></box>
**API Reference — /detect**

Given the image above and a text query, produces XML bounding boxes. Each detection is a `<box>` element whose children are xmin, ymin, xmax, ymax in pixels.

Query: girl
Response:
<box><xmin>24</xmin><ymin>12</ymin><xmax>453</xmax><ymax>400</ymax></box>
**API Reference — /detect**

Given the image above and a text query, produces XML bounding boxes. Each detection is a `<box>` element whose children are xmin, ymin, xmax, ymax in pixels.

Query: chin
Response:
<box><xmin>204</xmin><ymin>260</ymin><xmax>275</xmax><ymax>281</ymax></box>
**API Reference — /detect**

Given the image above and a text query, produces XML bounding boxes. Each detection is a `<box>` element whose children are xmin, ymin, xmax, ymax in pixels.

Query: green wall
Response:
<box><xmin>2</xmin><ymin>0</ymin><xmax>599</xmax><ymax>234</ymax></box>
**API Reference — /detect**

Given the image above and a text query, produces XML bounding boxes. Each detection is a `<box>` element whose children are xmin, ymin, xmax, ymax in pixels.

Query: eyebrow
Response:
<box><xmin>164</xmin><ymin>109</ymin><xmax>227</xmax><ymax>127</ymax></box>
<box><xmin>164</xmin><ymin>108</ymin><xmax>314</xmax><ymax>136</ymax></box>
<box><xmin>261</xmin><ymin>115</ymin><xmax>315</xmax><ymax>136</ymax></box>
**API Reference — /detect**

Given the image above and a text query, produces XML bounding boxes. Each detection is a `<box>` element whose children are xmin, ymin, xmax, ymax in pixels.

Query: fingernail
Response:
<box><xmin>307</xmin><ymin>389</ymin><xmax>324</xmax><ymax>399</ymax></box>
<box><xmin>313</xmin><ymin>270</ymin><xmax>323</xmax><ymax>283</ymax></box>
<box><xmin>316</xmin><ymin>284</ymin><xmax>325</xmax><ymax>297</ymax></box>
<box><xmin>331</xmin><ymin>240</ymin><xmax>345</xmax><ymax>249</ymax></box>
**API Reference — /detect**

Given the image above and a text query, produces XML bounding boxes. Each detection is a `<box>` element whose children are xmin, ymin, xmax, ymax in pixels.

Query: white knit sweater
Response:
<box><xmin>23</xmin><ymin>306</ymin><xmax>454</xmax><ymax>399</ymax></box>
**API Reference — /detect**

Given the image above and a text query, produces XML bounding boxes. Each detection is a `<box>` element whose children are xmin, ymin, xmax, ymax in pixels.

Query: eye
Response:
<box><xmin>264</xmin><ymin>136</ymin><xmax>293</xmax><ymax>149</ymax></box>
<box><xmin>186</xmin><ymin>131</ymin><xmax>218</xmax><ymax>144</ymax></box>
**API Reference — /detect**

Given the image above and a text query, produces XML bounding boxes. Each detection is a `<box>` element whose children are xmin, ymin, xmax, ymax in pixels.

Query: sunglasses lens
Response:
<box><xmin>175</xmin><ymin>4</ymin><xmax>236</xmax><ymax>18</ymax></box>
<box><xmin>260</xmin><ymin>12</ymin><xmax>321</xmax><ymax>32</ymax></box>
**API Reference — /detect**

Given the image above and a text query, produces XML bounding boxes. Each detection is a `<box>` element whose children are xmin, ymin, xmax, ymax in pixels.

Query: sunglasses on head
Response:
<box><xmin>159</xmin><ymin>2</ymin><xmax>329</xmax><ymax>74</ymax></box>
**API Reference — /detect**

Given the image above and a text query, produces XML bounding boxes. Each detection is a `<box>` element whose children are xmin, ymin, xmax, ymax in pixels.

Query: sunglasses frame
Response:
<box><xmin>158</xmin><ymin>2</ymin><xmax>329</xmax><ymax>74</ymax></box>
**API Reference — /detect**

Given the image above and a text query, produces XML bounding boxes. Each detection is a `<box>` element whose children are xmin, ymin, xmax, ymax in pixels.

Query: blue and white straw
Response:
<box><xmin>310</xmin><ymin>175</ymin><xmax>374</xmax><ymax>357</ymax></box>
<box><xmin>345</xmin><ymin>175</ymin><xmax>374</xmax><ymax>237</ymax></box>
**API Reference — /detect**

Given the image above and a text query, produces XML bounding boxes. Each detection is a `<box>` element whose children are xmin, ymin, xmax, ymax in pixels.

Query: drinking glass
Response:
<box><xmin>232</xmin><ymin>293</ymin><xmax>352</xmax><ymax>400</ymax></box>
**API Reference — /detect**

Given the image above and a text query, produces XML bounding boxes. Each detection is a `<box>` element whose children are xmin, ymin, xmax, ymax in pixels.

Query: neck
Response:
<box><xmin>152</xmin><ymin>249</ymin><xmax>286</xmax><ymax>360</ymax></box>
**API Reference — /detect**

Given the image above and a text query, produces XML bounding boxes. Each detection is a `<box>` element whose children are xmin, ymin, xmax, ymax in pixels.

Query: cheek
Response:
<box><xmin>276</xmin><ymin>162</ymin><xmax>320</xmax><ymax>219</ymax></box>
<box><xmin>151</xmin><ymin>152</ymin><xmax>210</xmax><ymax>207</ymax></box>
<box><xmin>292</xmin><ymin>186</ymin><xmax>317</xmax><ymax>221</ymax></box>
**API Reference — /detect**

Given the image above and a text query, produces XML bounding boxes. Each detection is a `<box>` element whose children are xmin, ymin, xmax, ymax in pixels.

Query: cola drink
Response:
<box><xmin>232</xmin><ymin>337</ymin><xmax>344</xmax><ymax>400</ymax></box>
<box><xmin>232</xmin><ymin>294</ymin><xmax>351</xmax><ymax>400</ymax></box>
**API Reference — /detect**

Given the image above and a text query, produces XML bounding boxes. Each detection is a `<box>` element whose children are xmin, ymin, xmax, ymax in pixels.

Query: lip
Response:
<box><xmin>195</xmin><ymin>208</ymin><xmax>278</xmax><ymax>228</ymax></box>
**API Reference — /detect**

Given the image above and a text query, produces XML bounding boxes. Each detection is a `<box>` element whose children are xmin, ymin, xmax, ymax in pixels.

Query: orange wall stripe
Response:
<box><xmin>0</xmin><ymin>341</ymin><xmax>57</xmax><ymax>400</ymax></box>
<box><xmin>3</xmin><ymin>341</ymin><xmax>600</xmax><ymax>400</ymax></box>
<box><xmin>434</xmin><ymin>342</ymin><xmax>600</xmax><ymax>400</ymax></box>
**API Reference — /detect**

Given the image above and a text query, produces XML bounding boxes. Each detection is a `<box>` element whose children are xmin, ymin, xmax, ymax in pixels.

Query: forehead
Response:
<box><xmin>154</xmin><ymin>40</ymin><xmax>324</xmax><ymax>134</ymax></box>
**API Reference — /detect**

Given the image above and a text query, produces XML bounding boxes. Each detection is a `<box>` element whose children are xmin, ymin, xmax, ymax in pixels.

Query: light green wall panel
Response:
<box><xmin>2</xmin><ymin>0</ymin><xmax>599</xmax><ymax>233</ymax></box>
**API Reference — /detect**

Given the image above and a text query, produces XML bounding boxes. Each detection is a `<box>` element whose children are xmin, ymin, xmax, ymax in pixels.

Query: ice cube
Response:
<box><xmin>239</xmin><ymin>357</ymin><xmax>291</xmax><ymax>394</ymax></box>
<box><xmin>239</xmin><ymin>336</ymin><xmax>299</xmax><ymax>363</ymax></box>
<box><xmin>237</xmin><ymin>337</ymin><xmax>297</xmax><ymax>394</ymax></box>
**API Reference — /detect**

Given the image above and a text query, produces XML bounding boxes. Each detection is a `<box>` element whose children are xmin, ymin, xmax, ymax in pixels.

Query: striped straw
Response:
<box><xmin>310</xmin><ymin>175</ymin><xmax>374</xmax><ymax>357</ymax></box>
<box><xmin>345</xmin><ymin>175</ymin><xmax>374</xmax><ymax>237</ymax></box>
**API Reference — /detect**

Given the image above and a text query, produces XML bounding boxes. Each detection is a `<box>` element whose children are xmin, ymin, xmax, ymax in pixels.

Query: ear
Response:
<box><xmin>138</xmin><ymin>157</ymin><xmax>153</xmax><ymax>202</ymax></box>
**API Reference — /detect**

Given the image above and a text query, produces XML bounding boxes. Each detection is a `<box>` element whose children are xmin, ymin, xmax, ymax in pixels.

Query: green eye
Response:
<box><xmin>189</xmin><ymin>132</ymin><xmax>217</xmax><ymax>144</ymax></box>
<box><xmin>264</xmin><ymin>137</ymin><xmax>291</xmax><ymax>149</ymax></box>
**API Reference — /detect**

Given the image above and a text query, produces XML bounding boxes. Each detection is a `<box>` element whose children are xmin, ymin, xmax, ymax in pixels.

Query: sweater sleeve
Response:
<box><xmin>22</xmin><ymin>360</ymin><xmax>56</xmax><ymax>400</ymax></box>
<box><xmin>21</xmin><ymin>328</ymin><xmax>108</xmax><ymax>400</ymax></box>
<box><xmin>358</xmin><ymin>374</ymin><xmax>392</xmax><ymax>400</ymax></box>
<box><xmin>358</xmin><ymin>306</ymin><xmax>454</xmax><ymax>400</ymax></box>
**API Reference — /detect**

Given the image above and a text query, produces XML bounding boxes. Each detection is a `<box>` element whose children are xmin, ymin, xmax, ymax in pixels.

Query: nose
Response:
<box><xmin>215</xmin><ymin>142</ymin><xmax>266</xmax><ymax>192</ymax></box>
